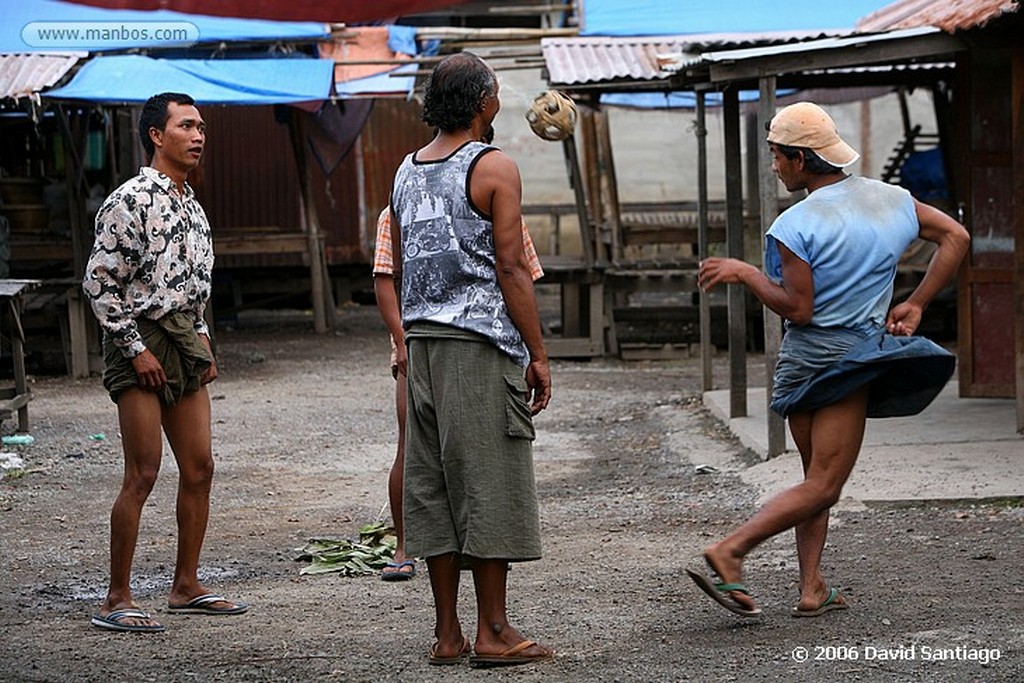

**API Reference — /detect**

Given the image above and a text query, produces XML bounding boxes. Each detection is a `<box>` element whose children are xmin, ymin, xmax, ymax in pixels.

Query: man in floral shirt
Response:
<box><xmin>83</xmin><ymin>92</ymin><xmax>246</xmax><ymax>633</ymax></box>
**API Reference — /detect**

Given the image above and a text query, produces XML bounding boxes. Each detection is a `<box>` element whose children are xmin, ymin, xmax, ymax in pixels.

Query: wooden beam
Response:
<box><xmin>758</xmin><ymin>77</ymin><xmax>786</xmax><ymax>458</ymax></box>
<box><xmin>723</xmin><ymin>87</ymin><xmax>747</xmax><ymax>418</ymax></box>
<box><xmin>288</xmin><ymin>115</ymin><xmax>334</xmax><ymax>333</ymax></box>
<box><xmin>578</xmin><ymin>107</ymin><xmax>604</xmax><ymax>263</ymax></box>
<box><xmin>1013</xmin><ymin>46</ymin><xmax>1024</xmax><ymax>432</ymax></box>
<box><xmin>561</xmin><ymin>135</ymin><xmax>594</xmax><ymax>266</ymax></box>
<box><xmin>413</xmin><ymin>26</ymin><xmax>576</xmax><ymax>40</ymax></box>
<box><xmin>594</xmin><ymin>108</ymin><xmax>622</xmax><ymax>262</ymax></box>
<box><xmin>696</xmin><ymin>88</ymin><xmax>713</xmax><ymax>392</ymax></box>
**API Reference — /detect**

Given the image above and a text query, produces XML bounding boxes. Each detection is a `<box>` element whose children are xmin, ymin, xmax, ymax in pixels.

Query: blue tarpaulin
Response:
<box><xmin>601</xmin><ymin>90</ymin><xmax>793</xmax><ymax>109</ymax></box>
<box><xmin>5</xmin><ymin>0</ymin><xmax>328</xmax><ymax>53</ymax></box>
<box><xmin>581</xmin><ymin>0</ymin><xmax>894</xmax><ymax>37</ymax></box>
<box><xmin>44</xmin><ymin>54</ymin><xmax>334</xmax><ymax>104</ymax></box>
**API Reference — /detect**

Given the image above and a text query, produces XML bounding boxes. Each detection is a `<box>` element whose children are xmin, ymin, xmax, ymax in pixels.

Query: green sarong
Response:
<box><xmin>102</xmin><ymin>311</ymin><xmax>212</xmax><ymax>406</ymax></box>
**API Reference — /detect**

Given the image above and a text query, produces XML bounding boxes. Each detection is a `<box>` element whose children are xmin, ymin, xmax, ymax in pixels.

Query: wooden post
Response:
<box><xmin>696</xmin><ymin>88</ymin><xmax>713</xmax><ymax>392</ymax></box>
<box><xmin>758</xmin><ymin>77</ymin><xmax>787</xmax><ymax>458</ymax></box>
<box><xmin>562</xmin><ymin>135</ymin><xmax>595</xmax><ymax>267</ymax></box>
<box><xmin>288</xmin><ymin>114</ymin><xmax>334</xmax><ymax>333</ymax></box>
<box><xmin>595</xmin><ymin>108</ymin><xmax>622</xmax><ymax>263</ymax></box>
<box><xmin>859</xmin><ymin>99</ymin><xmax>873</xmax><ymax>176</ymax></box>
<box><xmin>1013</xmin><ymin>46</ymin><xmax>1024</xmax><ymax>432</ymax></box>
<box><xmin>577</xmin><ymin>106</ymin><xmax>604</xmax><ymax>263</ymax></box>
<box><xmin>723</xmin><ymin>87</ymin><xmax>747</xmax><ymax>418</ymax></box>
<box><xmin>745</xmin><ymin>111</ymin><xmax>760</xmax><ymax>220</ymax></box>
<box><xmin>58</xmin><ymin>107</ymin><xmax>94</xmax><ymax>378</ymax></box>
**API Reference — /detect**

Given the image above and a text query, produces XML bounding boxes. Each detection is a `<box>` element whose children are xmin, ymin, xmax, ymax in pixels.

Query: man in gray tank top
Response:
<box><xmin>390</xmin><ymin>52</ymin><xmax>553</xmax><ymax>668</ymax></box>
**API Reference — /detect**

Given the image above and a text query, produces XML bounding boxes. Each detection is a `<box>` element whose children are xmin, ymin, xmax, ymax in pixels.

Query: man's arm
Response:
<box><xmin>887</xmin><ymin>200</ymin><xmax>970</xmax><ymax>335</ymax></box>
<box><xmin>473</xmin><ymin>150</ymin><xmax>550</xmax><ymax>413</ymax></box>
<box><xmin>83</xmin><ymin>197</ymin><xmax>169</xmax><ymax>390</ymax></box>
<box><xmin>698</xmin><ymin>243</ymin><xmax>814</xmax><ymax>325</ymax></box>
<box><xmin>82</xmin><ymin>201</ymin><xmax>147</xmax><ymax>356</ymax></box>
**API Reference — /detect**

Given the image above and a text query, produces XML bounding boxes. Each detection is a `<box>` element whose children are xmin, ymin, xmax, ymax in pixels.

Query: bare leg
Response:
<box><xmin>425</xmin><ymin>553</ymin><xmax>465</xmax><ymax>657</ymax></box>
<box><xmin>383</xmin><ymin>376</ymin><xmax>414</xmax><ymax>577</ymax></box>
<box><xmin>789</xmin><ymin>411</ymin><xmax>844</xmax><ymax>609</ymax></box>
<box><xmin>705</xmin><ymin>385</ymin><xmax>870</xmax><ymax>611</ymax></box>
<box><xmin>100</xmin><ymin>388</ymin><xmax>164</xmax><ymax>628</ymax></box>
<box><xmin>162</xmin><ymin>387</ymin><xmax>235</xmax><ymax>609</ymax></box>
<box><xmin>471</xmin><ymin>558</ymin><xmax>551</xmax><ymax>658</ymax></box>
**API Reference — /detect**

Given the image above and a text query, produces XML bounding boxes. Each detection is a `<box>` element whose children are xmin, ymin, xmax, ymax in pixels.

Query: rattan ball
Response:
<box><xmin>525</xmin><ymin>90</ymin><xmax>577</xmax><ymax>141</ymax></box>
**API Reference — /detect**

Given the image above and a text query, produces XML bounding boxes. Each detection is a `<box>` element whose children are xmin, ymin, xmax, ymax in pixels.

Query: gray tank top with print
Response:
<box><xmin>391</xmin><ymin>140</ymin><xmax>528</xmax><ymax>367</ymax></box>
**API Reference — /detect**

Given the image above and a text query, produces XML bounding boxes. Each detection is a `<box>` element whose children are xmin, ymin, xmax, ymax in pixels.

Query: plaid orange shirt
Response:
<box><xmin>372</xmin><ymin>207</ymin><xmax>544</xmax><ymax>281</ymax></box>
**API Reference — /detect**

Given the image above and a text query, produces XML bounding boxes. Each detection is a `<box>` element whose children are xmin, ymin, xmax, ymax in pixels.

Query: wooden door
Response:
<box><xmin>956</xmin><ymin>47</ymin><xmax>1016</xmax><ymax>398</ymax></box>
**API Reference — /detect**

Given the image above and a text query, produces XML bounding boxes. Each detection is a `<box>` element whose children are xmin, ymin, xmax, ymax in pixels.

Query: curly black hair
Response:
<box><xmin>421</xmin><ymin>52</ymin><xmax>497</xmax><ymax>132</ymax></box>
<box><xmin>139</xmin><ymin>92</ymin><xmax>195</xmax><ymax>158</ymax></box>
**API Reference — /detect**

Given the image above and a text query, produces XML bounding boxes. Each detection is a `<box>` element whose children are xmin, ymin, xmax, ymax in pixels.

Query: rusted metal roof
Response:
<box><xmin>856</xmin><ymin>0</ymin><xmax>1019</xmax><ymax>33</ymax></box>
<box><xmin>542</xmin><ymin>31</ymin><xmax>843</xmax><ymax>87</ymax></box>
<box><xmin>698</xmin><ymin>27</ymin><xmax>963</xmax><ymax>85</ymax></box>
<box><xmin>542</xmin><ymin>36</ymin><xmax>689</xmax><ymax>86</ymax></box>
<box><xmin>0</xmin><ymin>53</ymin><xmax>83</xmax><ymax>101</ymax></box>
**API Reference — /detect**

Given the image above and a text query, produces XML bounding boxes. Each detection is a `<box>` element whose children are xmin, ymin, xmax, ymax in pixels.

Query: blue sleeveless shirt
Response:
<box><xmin>765</xmin><ymin>175</ymin><xmax>918</xmax><ymax>331</ymax></box>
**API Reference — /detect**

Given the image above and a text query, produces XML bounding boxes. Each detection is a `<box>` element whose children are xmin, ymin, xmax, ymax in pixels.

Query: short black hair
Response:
<box><xmin>421</xmin><ymin>52</ymin><xmax>497</xmax><ymax>132</ymax></box>
<box><xmin>771</xmin><ymin>142</ymin><xmax>841</xmax><ymax>175</ymax></box>
<box><xmin>139</xmin><ymin>92</ymin><xmax>195</xmax><ymax>158</ymax></box>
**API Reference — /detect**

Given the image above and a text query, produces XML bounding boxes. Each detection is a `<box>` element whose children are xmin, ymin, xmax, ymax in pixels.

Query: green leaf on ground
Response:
<box><xmin>294</xmin><ymin>522</ymin><xmax>398</xmax><ymax>576</ymax></box>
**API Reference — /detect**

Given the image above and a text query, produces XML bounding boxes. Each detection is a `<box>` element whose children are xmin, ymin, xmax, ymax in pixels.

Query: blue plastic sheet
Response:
<box><xmin>45</xmin><ymin>54</ymin><xmax>334</xmax><ymax>104</ymax></box>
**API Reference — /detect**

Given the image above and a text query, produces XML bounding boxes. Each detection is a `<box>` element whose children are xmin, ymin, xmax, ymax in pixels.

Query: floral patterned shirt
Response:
<box><xmin>83</xmin><ymin>167</ymin><xmax>214</xmax><ymax>358</ymax></box>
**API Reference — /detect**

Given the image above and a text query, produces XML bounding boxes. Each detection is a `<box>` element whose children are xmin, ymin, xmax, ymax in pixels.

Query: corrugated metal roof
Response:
<box><xmin>542</xmin><ymin>30</ymin><xmax>844</xmax><ymax>87</ymax></box>
<box><xmin>0</xmin><ymin>53</ymin><xmax>83</xmax><ymax>101</ymax></box>
<box><xmin>698</xmin><ymin>26</ymin><xmax>963</xmax><ymax>84</ymax></box>
<box><xmin>698</xmin><ymin>26</ymin><xmax>940</xmax><ymax>64</ymax></box>
<box><xmin>542</xmin><ymin>36</ymin><xmax>689</xmax><ymax>86</ymax></box>
<box><xmin>856</xmin><ymin>0</ymin><xmax>1019</xmax><ymax>32</ymax></box>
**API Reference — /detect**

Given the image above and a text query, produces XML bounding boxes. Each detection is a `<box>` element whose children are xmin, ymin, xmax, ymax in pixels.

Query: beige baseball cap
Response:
<box><xmin>767</xmin><ymin>102</ymin><xmax>860</xmax><ymax>168</ymax></box>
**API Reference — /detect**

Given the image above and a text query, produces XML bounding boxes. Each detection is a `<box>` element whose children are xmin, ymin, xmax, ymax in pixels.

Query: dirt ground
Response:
<box><xmin>1</xmin><ymin>304</ymin><xmax>1021</xmax><ymax>683</ymax></box>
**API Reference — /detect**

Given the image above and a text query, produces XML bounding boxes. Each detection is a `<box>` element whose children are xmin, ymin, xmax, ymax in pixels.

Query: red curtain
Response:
<box><xmin>58</xmin><ymin>0</ymin><xmax>471</xmax><ymax>22</ymax></box>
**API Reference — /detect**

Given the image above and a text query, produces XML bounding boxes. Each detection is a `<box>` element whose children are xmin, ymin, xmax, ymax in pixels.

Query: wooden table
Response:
<box><xmin>0</xmin><ymin>279</ymin><xmax>41</xmax><ymax>433</ymax></box>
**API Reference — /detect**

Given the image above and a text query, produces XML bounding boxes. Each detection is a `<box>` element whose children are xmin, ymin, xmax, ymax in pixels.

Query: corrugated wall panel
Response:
<box><xmin>193</xmin><ymin>105</ymin><xmax>300</xmax><ymax>234</ymax></box>
<box><xmin>191</xmin><ymin>100</ymin><xmax>427</xmax><ymax>268</ymax></box>
<box><xmin>356</xmin><ymin>98</ymin><xmax>433</xmax><ymax>254</ymax></box>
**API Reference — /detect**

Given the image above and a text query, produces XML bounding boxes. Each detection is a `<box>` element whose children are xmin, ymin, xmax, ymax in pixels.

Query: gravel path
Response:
<box><xmin>1</xmin><ymin>306</ymin><xmax>1020</xmax><ymax>682</ymax></box>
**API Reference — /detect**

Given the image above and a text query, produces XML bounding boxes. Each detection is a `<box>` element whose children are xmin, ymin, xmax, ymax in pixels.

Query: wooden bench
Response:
<box><xmin>536</xmin><ymin>255</ymin><xmax>606</xmax><ymax>358</ymax></box>
<box><xmin>0</xmin><ymin>279</ymin><xmax>41</xmax><ymax>431</ymax></box>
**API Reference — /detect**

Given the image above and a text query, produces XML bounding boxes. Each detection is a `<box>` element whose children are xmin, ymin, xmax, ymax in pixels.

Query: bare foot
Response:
<box><xmin>167</xmin><ymin>585</ymin><xmax>245</xmax><ymax>612</ymax></box>
<box><xmin>430</xmin><ymin>635</ymin><xmax>471</xmax><ymax>661</ymax></box>
<box><xmin>95</xmin><ymin>602</ymin><xmax>163</xmax><ymax>630</ymax></box>
<box><xmin>703</xmin><ymin>544</ymin><xmax>760</xmax><ymax>613</ymax></box>
<box><xmin>474</xmin><ymin>624</ymin><xmax>552</xmax><ymax>659</ymax></box>
<box><xmin>381</xmin><ymin>550</ymin><xmax>417</xmax><ymax>580</ymax></box>
<box><xmin>794</xmin><ymin>585</ymin><xmax>848</xmax><ymax>614</ymax></box>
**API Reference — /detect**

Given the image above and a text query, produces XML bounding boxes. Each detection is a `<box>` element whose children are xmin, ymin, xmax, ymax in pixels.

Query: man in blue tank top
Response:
<box><xmin>691</xmin><ymin>102</ymin><xmax>969</xmax><ymax>618</ymax></box>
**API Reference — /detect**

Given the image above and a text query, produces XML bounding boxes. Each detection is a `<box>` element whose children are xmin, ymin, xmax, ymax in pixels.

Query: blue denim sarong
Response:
<box><xmin>771</xmin><ymin>325</ymin><xmax>955</xmax><ymax>419</ymax></box>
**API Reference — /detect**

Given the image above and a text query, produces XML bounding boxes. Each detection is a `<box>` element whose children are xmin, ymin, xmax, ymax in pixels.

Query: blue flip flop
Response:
<box><xmin>381</xmin><ymin>559</ymin><xmax>417</xmax><ymax>582</ymax></box>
